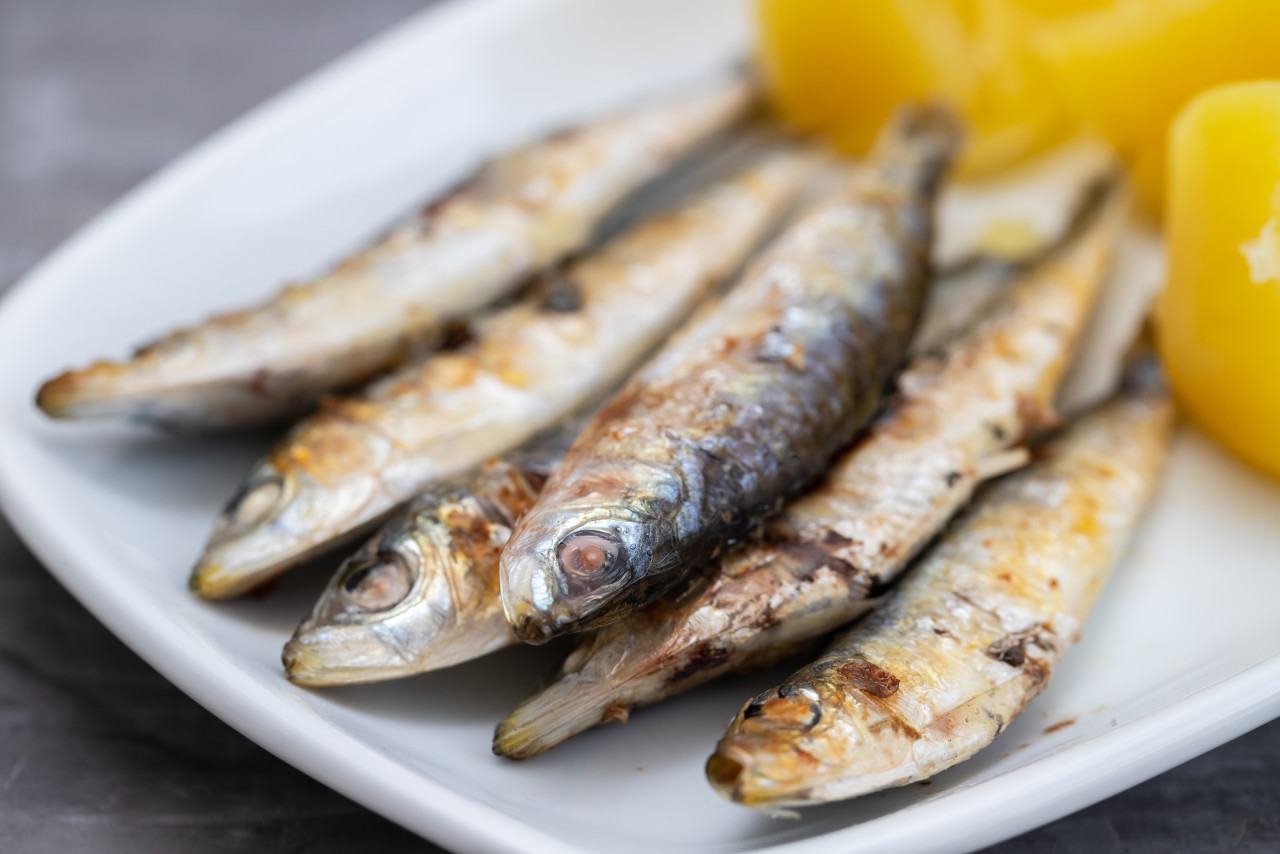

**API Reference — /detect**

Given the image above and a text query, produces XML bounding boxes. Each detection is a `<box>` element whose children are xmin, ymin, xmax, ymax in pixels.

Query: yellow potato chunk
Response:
<box><xmin>1039</xmin><ymin>0</ymin><xmax>1280</xmax><ymax>217</ymax></box>
<box><xmin>1159</xmin><ymin>81</ymin><xmax>1280</xmax><ymax>479</ymax></box>
<box><xmin>755</xmin><ymin>0</ymin><xmax>1073</xmax><ymax>176</ymax></box>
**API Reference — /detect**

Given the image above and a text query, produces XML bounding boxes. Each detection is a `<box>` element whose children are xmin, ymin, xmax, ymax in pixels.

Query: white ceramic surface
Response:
<box><xmin>2</xmin><ymin>2</ymin><xmax>1279</xmax><ymax>853</ymax></box>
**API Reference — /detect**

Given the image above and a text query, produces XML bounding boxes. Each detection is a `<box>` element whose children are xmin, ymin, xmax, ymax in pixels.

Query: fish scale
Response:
<box><xmin>190</xmin><ymin>150</ymin><xmax>809</xmax><ymax>599</ymax></box>
<box><xmin>499</xmin><ymin>105</ymin><xmax>962</xmax><ymax>643</ymax></box>
<box><xmin>37</xmin><ymin>79</ymin><xmax>755</xmax><ymax>430</ymax></box>
<box><xmin>282</xmin><ymin>208</ymin><xmax>1041</xmax><ymax>688</ymax></box>
<box><xmin>491</xmin><ymin>181</ymin><xmax>1125</xmax><ymax>760</ymax></box>
<box><xmin>708</xmin><ymin>363</ymin><xmax>1173</xmax><ymax>808</ymax></box>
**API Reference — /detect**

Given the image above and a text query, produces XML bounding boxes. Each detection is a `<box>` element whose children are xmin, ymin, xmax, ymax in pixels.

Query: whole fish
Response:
<box><xmin>36</xmin><ymin>80</ymin><xmax>754</xmax><ymax>430</ymax></box>
<box><xmin>706</xmin><ymin>365</ymin><xmax>1173</xmax><ymax>810</ymax></box>
<box><xmin>279</xmin><ymin>241</ymin><xmax>1023</xmax><ymax>688</ymax></box>
<box><xmin>492</xmin><ymin>185</ymin><xmax>1124</xmax><ymax>760</ymax></box>
<box><xmin>191</xmin><ymin>153</ymin><xmax>806</xmax><ymax>598</ymax></box>
<box><xmin>283</xmin><ymin>425</ymin><xmax>574</xmax><ymax>686</ymax></box>
<box><xmin>499</xmin><ymin>106</ymin><xmax>961</xmax><ymax>643</ymax></box>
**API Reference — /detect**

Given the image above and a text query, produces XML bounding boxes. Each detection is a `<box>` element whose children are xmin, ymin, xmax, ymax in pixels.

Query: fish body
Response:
<box><xmin>191</xmin><ymin>153</ymin><xmax>806</xmax><ymax>598</ymax></box>
<box><xmin>500</xmin><ymin>107</ymin><xmax>961</xmax><ymax>643</ymax></box>
<box><xmin>37</xmin><ymin>81</ymin><xmax>754</xmax><ymax>430</ymax></box>
<box><xmin>283</xmin><ymin>427</ymin><xmax>574</xmax><ymax>686</ymax></box>
<box><xmin>707</xmin><ymin>367</ymin><xmax>1173</xmax><ymax>808</ymax></box>
<box><xmin>283</xmin><ymin>229</ymin><xmax>1035</xmax><ymax>690</ymax></box>
<box><xmin>492</xmin><ymin>187</ymin><xmax>1123</xmax><ymax>759</ymax></box>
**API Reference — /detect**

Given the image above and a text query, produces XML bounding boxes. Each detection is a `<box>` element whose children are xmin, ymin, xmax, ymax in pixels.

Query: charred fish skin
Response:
<box><xmin>767</xmin><ymin>182</ymin><xmax>1127</xmax><ymax>586</ymax></box>
<box><xmin>707</xmin><ymin>369</ymin><xmax>1174</xmax><ymax>810</ymax></box>
<box><xmin>500</xmin><ymin>106</ymin><xmax>962</xmax><ymax>643</ymax></box>
<box><xmin>494</xmin><ymin>540</ymin><xmax>875</xmax><ymax>760</ymax></box>
<box><xmin>190</xmin><ymin>152</ymin><xmax>807</xmax><ymax>599</ymax></box>
<box><xmin>36</xmin><ymin>79</ymin><xmax>755</xmax><ymax>430</ymax></box>
<box><xmin>491</xmin><ymin>187</ymin><xmax>1125</xmax><ymax>760</ymax></box>
<box><xmin>283</xmin><ymin>427</ymin><xmax>571</xmax><ymax>687</ymax></box>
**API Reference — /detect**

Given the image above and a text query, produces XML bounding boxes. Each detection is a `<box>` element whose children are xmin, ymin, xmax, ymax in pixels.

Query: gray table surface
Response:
<box><xmin>1</xmin><ymin>2</ymin><xmax>1277</xmax><ymax>852</ymax></box>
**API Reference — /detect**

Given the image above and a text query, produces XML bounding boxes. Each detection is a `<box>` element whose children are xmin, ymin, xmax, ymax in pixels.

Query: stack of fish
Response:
<box><xmin>36</xmin><ymin>77</ymin><xmax>1172</xmax><ymax>812</ymax></box>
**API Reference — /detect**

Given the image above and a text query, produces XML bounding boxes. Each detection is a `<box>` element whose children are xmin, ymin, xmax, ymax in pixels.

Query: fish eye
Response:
<box><xmin>556</xmin><ymin>530</ymin><xmax>626</xmax><ymax>592</ymax></box>
<box><xmin>341</xmin><ymin>554</ymin><xmax>413</xmax><ymax>611</ymax></box>
<box><xmin>225</xmin><ymin>475</ymin><xmax>284</xmax><ymax>531</ymax></box>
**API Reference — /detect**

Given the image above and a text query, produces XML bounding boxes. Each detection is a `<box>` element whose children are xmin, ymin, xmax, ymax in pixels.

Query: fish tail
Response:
<box><xmin>493</xmin><ymin>672</ymin><xmax>629</xmax><ymax>760</ymax></box>
<box><xmin>868</xmin><ymin>102</ymin><xmax>966</xmax><ymax>196</ymax></box>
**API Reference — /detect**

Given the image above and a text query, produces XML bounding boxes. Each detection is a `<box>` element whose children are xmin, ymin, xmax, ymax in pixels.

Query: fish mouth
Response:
<box><xmin>705</xmin><ymin>751</ymin><xmax>749</xmax><ymax>799</ymax></box>
<box><xmin>705</xmin><ymin>737</ymin><xmax>820</xmax><ymax>809</ymax></box>
<box><xmin>189</xmin><ymin>557</ymin><xmax>278</xmax><ymax>599</ymax></box>
<box><xmin>282</xmin><ymin>623</ymin><xmax>412</xmax><ymax>687</ymax></box>
<box><xmin>503</xmin><ymin>599</ymin><xmax>586</xmax><ymax>645</ymax></box>
<box><xmin>190</xmin><ymin>468</ymin><xmax>301</xmax><ymax>598</ymax></box>
<box><xmin>500</xmin><ymin>551</ymin><xmax>634</xmax><ymax>643</ymax></box>
<box><xmin>285</xmin><ymin>605</ymin><xmax>517</xmax><ymax>685</ymax></box>
<box><xmin>188</xmin><ymin>538</ymin><xmax>311</xmax><ymax>599</ymax></box>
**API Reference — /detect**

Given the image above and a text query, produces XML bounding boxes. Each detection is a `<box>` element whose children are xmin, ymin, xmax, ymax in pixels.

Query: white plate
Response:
<box><xmin>2</xmin><ymin>2</ymin><xmax>1279</xmax><ymax>853</ymax></box>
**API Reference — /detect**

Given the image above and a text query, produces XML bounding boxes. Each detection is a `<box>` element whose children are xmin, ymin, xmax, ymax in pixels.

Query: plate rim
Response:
<box><xmin>1</xmin><ymin>2</ymin><xmax>1279</xmax><ymax>853</ymax></box>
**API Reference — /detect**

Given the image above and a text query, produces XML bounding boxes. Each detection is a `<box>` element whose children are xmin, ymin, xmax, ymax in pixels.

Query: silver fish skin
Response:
<box><xmin>281</xmin><ymin>235</ymin><xmax>1028</xmax><ymax>689</ymax></box>
<box><xmin>706</xmin><ymin>366</ymin><xmax>1173</xmax><ymax>809</ymax></box>
<box><xmin>491</xmin><ymin>186</ymin><xmax>1124</xmax><ymax>760</ymax></box>
<box><xmin>36</xmin><ymin>80</ymin><xmax>755</xmax><ymax>430</ymax></box>
<box><xmin>499</xmin><ymin>106</ymin><xmax>962</xmax><ymax>643</ymax></box>
<box><xmin>283</xmin><ymin>426</ymin><xmax>574</xmax><ymax>687</ymax></box>
<box><xmin>190</xmin><ymin>152</ymin><xmax>807</xmax><ymax>598</ymax></box>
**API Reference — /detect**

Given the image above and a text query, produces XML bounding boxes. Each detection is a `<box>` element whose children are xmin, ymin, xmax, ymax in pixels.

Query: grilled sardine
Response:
<box><xmin>492</xmin><ymin>185</ymin><xmax>1124</xmax><ymax>759</ymax></box>
<box><xmin>500</xmin><ymin>106</ymin><xmax>962</xmax><ymax>642</ymax></box>
<box><xmin>37</xmin><ymin>80</ymin><xmax>754</xmax><ymax>429</ymax></box>
<box><xmin>283</xmin><ymin>426</ymin><xmax>575</xmax><ymax>686</ymax></box>
<box><xmin>281</xmin><ymin>242</ymin><xmax>1029</xmax><ymax>687</ymax></box>
<box><xmin>190</xmin><ymin>152</ymin><xmax>806</xmax><ymax>598</ymax></box>
<box><xmin>707</xmin><ymin>364</ymin><xmax>1172</xmax><ymax>809</ymax></box>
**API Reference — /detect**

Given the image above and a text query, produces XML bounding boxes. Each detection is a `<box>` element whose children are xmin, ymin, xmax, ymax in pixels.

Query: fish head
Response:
<box><xmin>283</xmin><ymin>543</ymin><xmax>419</xmax><ymax>686</ymax></box>
<box><xmin>282</xmin><ymin>499</ymin><xmax>512</xmax><ymax>685</ymax></box>
<box><xmin>189</xmin><ymin>457</ymin><xmax>380</xmax><ymax>599</ymax></box>
<box><xmin>499</xmin><ymin>457</ymin><xmax>683</xmax><ymax>643</ymax></box>
<box><xmin>707</xmin><ymin>666</ymin><xmax>919</xmax><ymax>808</ymax></box>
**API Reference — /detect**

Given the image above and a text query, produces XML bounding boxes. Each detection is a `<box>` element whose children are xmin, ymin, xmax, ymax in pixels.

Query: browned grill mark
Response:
<box><xmin>988</xmin><ymin>637</ymin><xmax>1027</xmax><ymax>668</ymax></box>
<box><xmin>1017</xmin><ymin>394</ymin><xmax>1060</xmax><ymax>431</ymax></box>
<box><xmin>837</xmin><ymin>659</ymin><xmax>900</xmax><ymax>698</ymax></box>
<box><xmin>439</xmin><ymin>320</ymin><xmax>474</xmax><ymax>351</ymax></box>
<box><xmin>822</xmin><ymin>530</ymin><xmax>853</xmax><ymax>547</ymax></box>
<box><xmin>538</xmin><ymin>273</ymin><xmax>584</xmax><ymax>313</ymax></box>
<box><xmin>775</xmin><ymin>540</ymin><xmax>870</xmax><ymax>588</ymax></box>
<box><xmin>668</xmin><ymin>645</ymin><xmax>731</xmax><ymax>684</ymax></box>
<box><xmin>986</xmin><ymin>626</ymin><xmax>1057</xmax><ymax>669</ymax></box>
